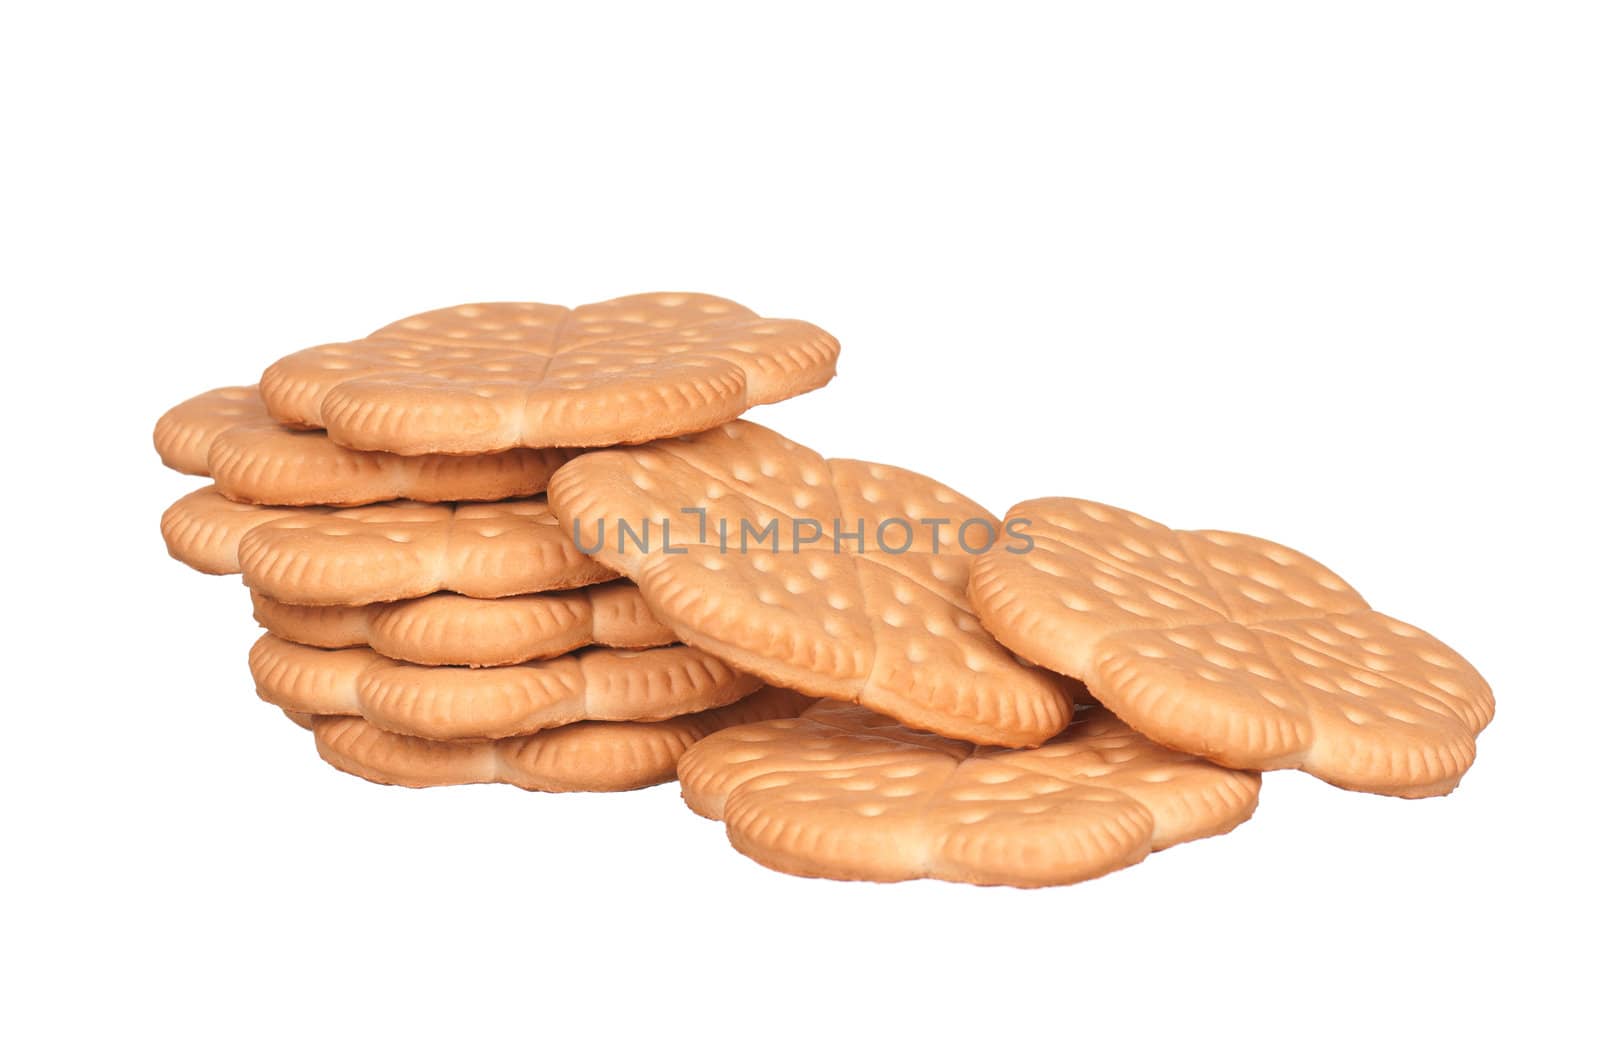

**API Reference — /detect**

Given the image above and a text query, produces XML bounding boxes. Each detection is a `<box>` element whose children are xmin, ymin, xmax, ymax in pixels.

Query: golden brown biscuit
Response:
<box><xmin>304</xmin><ymin>687</ymin><xmax>812</xmax><ymax>792</ymax></box>
<box><xmin>160</xmin><ymin>487</ymin><xmax>323</xmax><ymax>575</ymax></box>
<box><xmin>154</xmin><ymin>386</ymin><xmax>575</xmax><ymax>506</ymax></box>
<box><xmin>679</xmin><ymin>699</ymin><xmax>1261</xmax><ymax>886</ymax></box>
<box><xmin>160</xmin><ymin>486</ymin><xmax>614</xmax><ymax>604</ymax></box>
<box><xmin>237</xmin><ymin>494</ymin><xmax>615</xmax><ymax>606</ymax></box>
<box><xmin>251</xmin><ymin>581</ymin><xmax>673</xmax><ymax>666</ymax></box>
<box><xmin>547</xmin><ymin>420</ymin><xmax>1073</xmax><ymax>747</ymax></box>
<box><xmin>249</xmin><ymin>634</ymin><xmax>761</xmax><ymax>740</ymax></box>
<box><xmin>259</xmin><ymin>293</ymin><xmax>839</xmax><ymax>453</ymax></box>
<box><xmin>969</xmin><ymin>497</ymin><xmax>1494</xmax><ymax>797</ymax></box>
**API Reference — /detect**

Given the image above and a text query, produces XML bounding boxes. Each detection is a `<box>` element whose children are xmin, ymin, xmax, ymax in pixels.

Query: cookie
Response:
<box><xmin>252</xmin><ymin>581</ymin><xmax>674</xmax><ymax>666</ymax></box>
<box><xmin>678</xmin><ymin>699</ymin><xmax>1261</xmax><ymax>887</ymax></box>
<box><xmin>154</xmin><ymin>386</ymin><xmax>575</xmax><ymax>506</ymax></box>
<box><xmin>249</xmin><ymin>634</ymin><xmax>762</xmax><ymax>740</ymax></box>
<box><xmin>160</xmin><ymin>487</ymin><xmax>322</xmax><ymax>575</ymax></box>
<box><xmin>160</xmin><ymin>486</ymin><xmax>614</xmax><ymax>604</ymax></box>
<box><xmin>307</xmin><ymin>686</ymin><xmax>812</xmax><ymax>792</ymax></box>
<box><xmin>258</xmin><ymin>293</ymin><xmax>840</xmax><ymax>454</ymax></box>
<box><xmin>968</xmin><ymin>497</ymin><xmax>1494</xmax><ymax>797</ymax></box>
<box><xmin>546</xmin><ymin>420</ymin><xmax>1073</xmax><ymax>747</ymax></box>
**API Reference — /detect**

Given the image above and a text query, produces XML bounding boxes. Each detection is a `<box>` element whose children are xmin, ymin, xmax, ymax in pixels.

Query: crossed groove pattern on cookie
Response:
<box><xmin>259</xmin><ymin>293</ymin><xmax>840</xmax><ymax>453</ymax></box>
<box><xmin>549</xmin><ymin>421</ymin><xmax>1073</xmax><ymax>747</ymax></box>
<box><xmin>679</xmin><ymin>701</ymin><xmax>1261</xmax><ymax>886</ymax></box>
<box><xmin>969</xmin><ymin>498</ymin><xmax>1494</xmax><ymax>796</ymax></box>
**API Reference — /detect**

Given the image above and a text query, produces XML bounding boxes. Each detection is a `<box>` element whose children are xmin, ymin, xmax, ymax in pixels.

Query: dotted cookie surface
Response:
<box><xmin>969</xmin><ymin>497</ymin><xmax>1494</xmax><ymax>797</ymax></box>
<box><xmin>679</xmin><ymin>699</ymin><xmax>1261</xmax><ymax>886</ymax></box>
<box><xmin>548</xmin><ymin>421</ymin><xmax>1074</xmax><ymax>747</ymax></box>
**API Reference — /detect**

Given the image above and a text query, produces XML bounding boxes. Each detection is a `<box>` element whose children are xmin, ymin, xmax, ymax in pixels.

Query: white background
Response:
<box><xmin>4</xmin><ymin>2</ymin><xmax>1595</xmax><ymax>1059</ymax></box>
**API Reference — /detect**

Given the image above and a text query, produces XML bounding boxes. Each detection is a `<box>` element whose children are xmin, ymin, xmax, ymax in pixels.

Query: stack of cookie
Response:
<box><xmin>155</xmin><ymin>293</ymin><xmax>838</xmax><ymax>793</ymax></box>
<box><xmin>156</xmin><ymin>291</ymin><xmax>1495</xmax><ymax>889</ymax></box>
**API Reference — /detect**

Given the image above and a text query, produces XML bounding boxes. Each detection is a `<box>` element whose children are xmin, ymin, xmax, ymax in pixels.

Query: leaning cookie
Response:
<box><xmin>678</xmin><ymin>699</ymin><xmax>1261</xmax><ymax>887</ymax></box>
<box><xmin>968</xmin><ymin>497</ymin><xmax>1494</xmax><ymax>797</ymax></box>
<box><xmin>547</xmin><ymin>420</ymin><xmax>1072</xmax><ymax>748</ymax></box>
